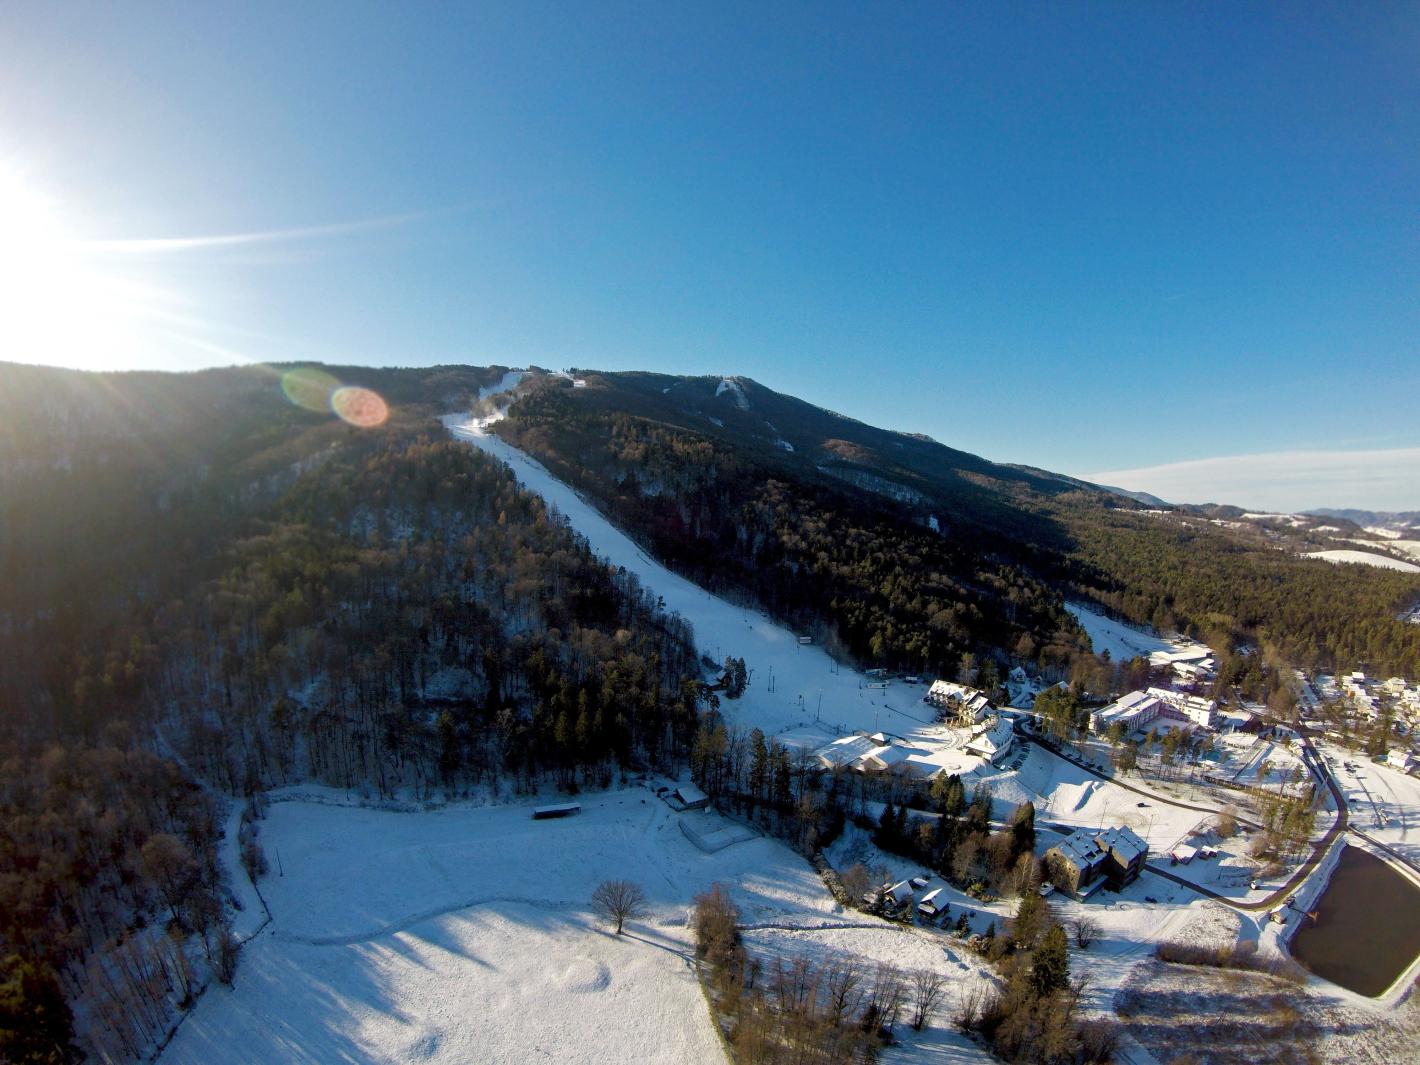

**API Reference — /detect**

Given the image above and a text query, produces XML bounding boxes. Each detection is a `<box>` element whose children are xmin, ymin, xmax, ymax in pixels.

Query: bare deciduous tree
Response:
<box><xmin>823</xmin><ymin>953</ymin><xmax>864</xmax><ymax>1026</ymax></box>
<box><xmin>1071</xmin><ymin>915</ymin><xmax>1102</xmax><ymax>949</ymax></box>
<box><xmin>954</xmin><ymin>982</ymin><xmax>986</xmax><ymax>1032</ymax></box>
<box><xmin>840</xmin><ymin>863</ymin><xmax>871</xmax><ymax>904</ymax></box>
<box><xmin>909</xmin><ymin>968</ymin><xmax>948</xmax><ymax>1030</ymax></box>
<box><xmin>591</xmin><ymin>878</ymin><xmax>648</xmax><ymax>935</ymax></box>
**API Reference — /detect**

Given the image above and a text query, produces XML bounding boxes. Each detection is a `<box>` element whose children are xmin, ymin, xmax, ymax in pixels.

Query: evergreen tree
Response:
<box><xmin>1031</xmin><ymin>923</ymin><xmax>1070</xmax><ymax>998</ymax></box>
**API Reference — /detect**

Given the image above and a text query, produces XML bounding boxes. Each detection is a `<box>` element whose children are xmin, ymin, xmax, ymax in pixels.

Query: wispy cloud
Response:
<box><xmin>76</xmin><ymin>209</ymin><xmax>430</xmax><ymax>255</ymax></box>
<box><xmin>1086</xmin><ymin>448</ymin><xmax>1420</xmax><ymax>512</ymax></box>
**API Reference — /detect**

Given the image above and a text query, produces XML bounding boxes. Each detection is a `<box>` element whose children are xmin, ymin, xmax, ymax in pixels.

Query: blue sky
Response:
<box><xmin>1</xmin><ymin>3</ymin><xmax>1416</xmax><ymax>509</ymax></box>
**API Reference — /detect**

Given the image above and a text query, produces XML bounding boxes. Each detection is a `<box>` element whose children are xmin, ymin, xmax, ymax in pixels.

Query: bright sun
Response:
<box><xmin>0</xmin><ymin>166</ymin><xmax>176</xmax><ymax>370</ymax></box>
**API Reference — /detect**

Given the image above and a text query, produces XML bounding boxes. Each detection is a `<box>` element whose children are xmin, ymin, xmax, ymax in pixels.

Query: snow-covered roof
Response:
<box><xmin>675</xmin><ymin>783</ymin><xmax>708</xmax><ymax>805</ymax></box>
<box><xmin>1098</xmin><ymin>825</ymin><xmax>1148</xmax><ymax>863</ymax></box>
<box><xmin>814</xmin><ymin>734</ymin><xmax>879</xmax><ymax>768</ymax></box>
<box><xmin>902</xmin><ymin>755</ymin><xmax>947</xmax><ymax>779</ymax></box>
<box><xmin>1149</xmin><ymin>647</ymin><xmax>1213</xmax><ymax>667</ymax></box>
<box><xmin>1049</xmin><ymin>829</ymin><xmax>1104</xmax><ymax>872</ymax></box>
<box><xmin>885</xmin><ymin>880</ymin><xmax>915</xmax><ymax>904</ymax></box>
<box><xmin>858</xmin><ymin>744</ymin><xmax>922</xmax><ymax>770</ymax></box>
<box><xmin>965</xmin><ymin>716</ymin><xmax>1013</xmax><ymax>758</ymax></box>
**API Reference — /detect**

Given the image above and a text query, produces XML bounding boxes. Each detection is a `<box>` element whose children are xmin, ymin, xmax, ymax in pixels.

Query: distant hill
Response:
<box><xmin>1306</xmin><ymin>508</ymin><xmax>1420</xmax><ymax>533</ymax></box>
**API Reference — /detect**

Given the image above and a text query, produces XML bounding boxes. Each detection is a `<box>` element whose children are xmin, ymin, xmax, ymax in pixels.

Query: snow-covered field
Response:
<box><xmin>1320</xmin><ymin>745</ymin><xmax>1420</xmax><ymax>867</ymax></box>
<box><xmin>1304</xmin><ymin>549</ymin><xmax>1420</xmax><ymax>573</ymax></box>
<box><xmin>166</xmin><ymin>790</ymin><xmax>817</xmax><ymax>1064</ymax></box>
<box><xmin>165</xmin><ymin>789</ymin><xmax>999</xmax><ymax>1064</ymax></box>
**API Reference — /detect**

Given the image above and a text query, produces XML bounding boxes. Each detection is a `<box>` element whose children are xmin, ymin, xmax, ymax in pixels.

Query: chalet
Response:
<box><xmin>964</xmin><ymin>716</ymin><xmax>1014</xmax><ymax>765</ymax></box>
<box><xmin>917</xmin><ymin>883</ymin><xmax>950</xmax><ymax>920</ymax></box>
<box><xmin>1387</xmin><ymin>748</ymin><xmax>1416</xmax><ymax>773</ymax></box>
<box><xmin>673</xmin><ymin>783</ymin><xmax>710</xmax><ymax>810</ymax></box>
<box><xmin>925</xmin><ymin>680</ymin><xmax>994</xmax><ymax>726</ymax></box>
<box><xmin>883</xmin><ymin>880</ymin><xmax>915</xmax><ymax>910</ymax></box>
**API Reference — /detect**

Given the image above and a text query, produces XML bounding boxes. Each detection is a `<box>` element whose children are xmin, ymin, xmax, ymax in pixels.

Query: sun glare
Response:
<box><xmin>0</xmin><ymin>165</ymin><xmax>180</xmax><ymax>371</ymax></box>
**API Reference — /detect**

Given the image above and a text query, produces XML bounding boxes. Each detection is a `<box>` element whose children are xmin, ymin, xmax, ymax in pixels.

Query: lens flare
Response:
<box><xmin>331</xmin><ymin>385</ymin><xmax>389</xmax><ymax>428</ymax></box>
<box><xmin>281</xmin><ymin>367</ymin><xmax>341</xmax><ymax>412</ymax></box>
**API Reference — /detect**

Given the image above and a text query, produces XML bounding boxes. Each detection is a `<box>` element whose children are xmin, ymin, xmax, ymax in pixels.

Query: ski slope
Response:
<box><xmin>444</xmin><ymin>402</ymin><xmax>944</xmax><ymax>744</ymax></box>
<box><xmin>1064</xmin><ymin>602</ymin><xmax>1173</xmax><ymax>661</ymax></box>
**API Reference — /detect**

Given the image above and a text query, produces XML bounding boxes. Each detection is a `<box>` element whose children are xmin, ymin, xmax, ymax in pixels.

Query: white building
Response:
<box><xmin>1090</xmin><ymin>687</ymin><xmax>1217</xmax><ymax>734</ymax></box>
<box><xmin>814</xmin><ymin>734</ymin><xmax>879</xmax><ymax>770</ymax></box>
<box><xmin>856</xmin><ymin>744</ymin><xmax>926</xmax><ymax>773</ymax></box>
<box><xmin>925</xmin><ymin>680</ymin><xmax>994</xmax><ymax>725</ymax></box>
<box><xmin>1387</xmin><ymin>748</ymin><xmax>1416</xmax><ymax>773</ymax></box>
<box><xmin>965</xmin><ymin>716</ymin><xmax>1014</xmax><ymax>764</ymax></box>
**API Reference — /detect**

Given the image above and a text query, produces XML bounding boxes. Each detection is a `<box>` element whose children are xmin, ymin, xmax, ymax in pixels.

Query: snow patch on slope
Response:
<box><xmin>1304</xmin><ymin>549</ymin><xmax>1420</xmax><ymax>573</ymax></box>
<box><xmin>715</xmin><ymin>376</ymin><xmax>750</xmax><ymax>410</ymax></box>
<box><xmin>1064</xmin><ymin>602</ymin><xmax>1172</xmax><ymax>661</ymax></box>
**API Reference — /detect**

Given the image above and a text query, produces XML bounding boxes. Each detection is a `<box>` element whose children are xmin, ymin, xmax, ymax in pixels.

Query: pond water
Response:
<box><xmin>1290</xmin><ymin>845</ymin><xmax>1420</xmax><ymax>997</ymax></box>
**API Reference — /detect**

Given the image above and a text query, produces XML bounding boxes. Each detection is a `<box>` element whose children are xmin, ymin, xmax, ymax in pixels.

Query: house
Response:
<box><xmin>1341</xmin><ymin>672</ymin><xmax>1371</xmax><ymax>706</ymax></box>
<box><xmin>925</xmin><ymin>681</ymin><xmax>994</xmax><ymax>726</ymax></box>
<box><xmin>856</xmin><ymin>744</ymin><xmax>925</xmax><ymax>773</ymax></box>
<box><xmin>917</xmin><ymin>883</ymin><xmax>950</xmax><ymax>920</ymax></box>
<box><xmin>1387</xmin><ymin>748</ymin><xmax>1416</xmax><ymax>773</ymax></box>
<box><xmin>882</xmin><ymin>880</ymin><xmax>916</xmax><ymax>912</ymax></box>
<box><xmin>673</xmin><ymin>783</ymin><xmax>710</xmax><ymax>810</ymax></box>
<box><xmin>965</xmin><ymin>716</ymin><xmax>1014</xmax><ymax>764</ymax></box>
<box><xmin>1043</xmin><ymin>825</ymin><xmax>1149</xmax><ymax>898</ymax></box>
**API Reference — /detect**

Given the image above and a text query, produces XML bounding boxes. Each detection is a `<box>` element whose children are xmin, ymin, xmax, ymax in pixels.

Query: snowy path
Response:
<box><xmin>444</xmin><ymin>407</ymin><xmax>944</xmax><ymax>742</ymax></box>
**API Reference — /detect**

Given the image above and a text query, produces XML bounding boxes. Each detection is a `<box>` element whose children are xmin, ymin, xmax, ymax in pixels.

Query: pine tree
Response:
<box><xmin>1031</xmin><ymin>923</ymin><xmax>1070</xmax><ymax>998</ymax></box>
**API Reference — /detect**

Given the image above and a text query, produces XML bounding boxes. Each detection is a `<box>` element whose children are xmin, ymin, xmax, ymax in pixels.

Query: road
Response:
<box><xmin>1023</xmin><ymin>729</ymin><xmax>1350</xmax><ymax>914</ymax></box>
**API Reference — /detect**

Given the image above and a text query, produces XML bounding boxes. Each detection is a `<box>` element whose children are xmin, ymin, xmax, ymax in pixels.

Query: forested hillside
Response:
<box><xmin>493</xmin><ymin>379</ymin><xmax>1089</xmax><ymax>686</ymax></box>
<box><xmin>0</xmin><ymin>362</ymin><xmax>703</xmax><ymax>1061</ymax></box>
<box><xmin>494</xmin><ymin>372</ymin><xmax>1420</xmax><ymax>682</ymax></box>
